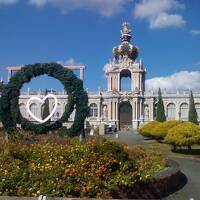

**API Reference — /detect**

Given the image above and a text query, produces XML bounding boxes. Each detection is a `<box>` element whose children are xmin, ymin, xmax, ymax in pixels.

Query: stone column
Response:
<box><xmin>98</xmin><ymin>102</ymin><xmax>101</xmax><ymax>120</ymax></box>
<box><xmin>113</xmin><ymin>75</ymin><xmax>115</xmax><ymax>90</ymax></box>
<box><xmin>80</xmin><ymin>68</ymin><xmax>84</xmax><ymax>80</ymax></box>
<box><xmin>110</xmin><ymin>101</ymin><xmax>113</xmax><ymax>120</ymax></box>
<box><xmin>113</xmin><ymin>101</ymin><xmax>116</xmax><ymax>121</ymax></box>
<box><xmin>107</xmin><ymin>100</ymin><xmax>110</xmax><ymax>121</ymax></box>
<box><xmin>8</xmin><ymin>70</ymin><xmax>11</xmax><ymax>82</ymax></box>
<box><xmin>151</xmin><ymin>101</ymin><xmax>155</xmax><ymax>121</ymax></box>
<box><xmin>108</xmin><ymin>100</ymin><xmax>111</xmax><ymax>121</ymax></box>
<box><xmin>116</xmin><ymin>101</ymin><xmax>119</xmax><ymax>121</ymax></box>
<box><xmin>132</xmin><ymin>100</ymin><xmax>138</xmax><ymax>129</ymax></box>
<box><xmin>140</xmin><ymin>74</ymin><xmax>142</xmax><ymax>91</ymax></box>
<box><xmin>132</xmin><ymin>101</ymin><xmax>135</xmax><ymax>120</ymax></box>
<box><xmin>138</xmin><ymin>74</ymin><xmax>140</xmax><ymax>91</ymax></box>
<box><xmin>176</xmin><ymin>103</ymin><xmax>180</xmax><ymax>120</ymax></box>
<box><xmin>131</xmin><ymin>72</ymin><xmax>133</xmax><ymax>91</ymax></box>
<box><xmin>109</xmin><ymin>76</ymin><xmax>112</xmax><ymax>91</ymax></box>
<box><xmin>107</xmin><ymin>76</ymin><xmax>110</xmax><ymax>91</ymax></box>
<box><xmin>140</xmin><ymin>100</ymin><xmax>143</xmax><ymax>119</ymax></box>
<box><xmin>115</xmin><ymin>102</ymin><xmax>117</xmax><ymax>121</ymax></box>
<box><xmin>141</xmin><ymin>73</ymin><xmax>145</xmax><ymax>91</ymax></box>
<box><xmin>136</xmin><ymin>100</ymin><xmax>138</xmax><ymax>120</ymax></box>
<box><xmin>117</xmin><ymin>74</ymin><xmax>120</xmax><ymax>91</ymax></box>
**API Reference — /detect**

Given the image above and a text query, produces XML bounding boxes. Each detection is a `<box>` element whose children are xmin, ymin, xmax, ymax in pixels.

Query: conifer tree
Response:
<box><xmin>189</xmin><ymin>90</ymin><xmax>198</xmax><ymax>125</ymax></box>
<box><xmin>0</xmin><ymin>81</ymin><xmax>3</xmax><ymax>93</ymax></box>
<box><xmin>156</xmin><ymin>88</ymin><xmax>166</xmax><ymax>122</ymax></box>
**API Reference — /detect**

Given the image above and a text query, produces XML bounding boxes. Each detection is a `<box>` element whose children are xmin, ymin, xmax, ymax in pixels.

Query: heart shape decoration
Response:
<box><xmin>26</xmin><ymin>94</ymin><xmax>58</xmax><ymax>124</ymax></box>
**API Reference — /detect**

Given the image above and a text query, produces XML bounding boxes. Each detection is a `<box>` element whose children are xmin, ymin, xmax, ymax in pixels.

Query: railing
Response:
<box><xmin>144</xmin><ymin>89</ymin><xmax>200</xmax><ymax>97</ymax></box>
<box><xmin>13</xmin><ymin>89</ymin><xmax>200</xmax><ymax>97</ymax></box>
<box><xmin>20</xmin><ymin>91</ymin><xmax>67</xmax><ymax>95</ymax></box>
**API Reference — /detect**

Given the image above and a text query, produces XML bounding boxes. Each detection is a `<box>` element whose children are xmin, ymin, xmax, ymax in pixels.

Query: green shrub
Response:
<box><xmin>57</xmin><ymin>127</ymin><xmax>68</xmax><ymax>136</ymax></box>
<box><xmin>152</xmin><ymin>120</ymin><xmax>183</xmax><ymax>140</ymax></box>
<box><xmin>92</xmin><ymin>140</ymin><xmax>129</xmax><ymax>162</ymax></box>
<box><xmin>164</xmin><ymin>122</ymin><xmax>200</xmax><ymax>151</ymax></box>
<box><xmin>139</xmin><ymin>121</ymin><xmax>161</xmax><ymax>138</ymax></box>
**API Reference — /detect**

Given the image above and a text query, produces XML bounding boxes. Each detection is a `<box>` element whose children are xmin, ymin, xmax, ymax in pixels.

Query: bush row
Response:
<box><xmin>139</xmin><ymin>120</ymin><xmax>200</xmax><ymax>150</ymax></box>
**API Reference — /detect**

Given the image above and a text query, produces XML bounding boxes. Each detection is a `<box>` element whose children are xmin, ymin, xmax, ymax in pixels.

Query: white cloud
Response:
<box><xmin>133</xmin><ymin>0</ymin><xmax>185</xmax><ymax>29</ymax></box>
<box><xmin>146</xmin><ymin>71</ymin><xmax>200</xmax><ymax>91</ymax></box>
<box><xmin>0</xmin><ymin>0</ymin><xmax>17</xmax><ymax>5</ymax></box>
<box><xmin>190</xmin><ymin>29</ymin><xmax>200</xmax><ymax>36</ymax></box>
<box><xmin>29</xmin><ymin>0</ymin><xmax>129</xmax><ymax>17</ymax></box>
<box><xmin>150</xmin><ymin>13</ymin><xmax>185</xmax><ymax>29</ymax></box>
<box><xmin>29</xmin><ymin>0</ymin><xmax>46</xmax><ymax>7</ymax></box>
<box><xmin>57</xmin><ymin>57</ymin><xmax>81</xmax><ymax>66</ymax></box>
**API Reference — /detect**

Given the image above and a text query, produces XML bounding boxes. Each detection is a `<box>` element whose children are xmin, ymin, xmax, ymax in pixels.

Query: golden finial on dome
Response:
<box><xmin>121</xmin><ymin>22</ymin><xmax>132</xmax><ymax>42</ymax></box>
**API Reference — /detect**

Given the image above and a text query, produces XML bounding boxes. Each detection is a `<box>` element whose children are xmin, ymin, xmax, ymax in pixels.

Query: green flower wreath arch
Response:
<box><xmin>0</xmin><ymin>63</ymin><xmax>89</xmax><ymax>136</ymax></box>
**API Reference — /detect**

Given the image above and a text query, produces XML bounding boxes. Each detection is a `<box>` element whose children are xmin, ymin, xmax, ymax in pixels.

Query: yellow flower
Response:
<box><xmin>36</xmin><ymin>190</ymin><xmax>40</xmax><ymax>195</ymax></box>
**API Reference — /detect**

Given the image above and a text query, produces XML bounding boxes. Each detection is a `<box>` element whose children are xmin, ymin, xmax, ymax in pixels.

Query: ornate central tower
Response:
<box><xmin>106</xmin><ymin>22</ymin><xmax>145</xmax><ymax>93</ymax></box>
<box><xmin>105</xmin><ymin>22</ymin><xmax>146</xmax><ymax>130</ymax></box>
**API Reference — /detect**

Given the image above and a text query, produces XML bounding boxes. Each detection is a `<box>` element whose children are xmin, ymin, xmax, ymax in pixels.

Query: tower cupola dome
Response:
<box><xmin>113</xmin><ymin>22</ymin><xmax>139</xmax><ymax>61</ymax></box>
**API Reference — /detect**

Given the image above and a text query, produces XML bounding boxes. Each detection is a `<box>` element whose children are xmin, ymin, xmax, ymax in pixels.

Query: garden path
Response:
<box><xmin>105</xmin><ymin>131</ymin><xmax>200</xmax><ymax>200</ymax></box>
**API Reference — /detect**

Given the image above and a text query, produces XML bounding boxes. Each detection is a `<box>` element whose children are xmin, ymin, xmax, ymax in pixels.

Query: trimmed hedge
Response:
<box><xmin>152</xmin><ymin>120</ymin><xmax>183</xmax><ymax>140</ymax></box>
<box><xmin>139</xmin><ymin>121</ymin><xmax>161</xmax><ymax>138</ymax></box>
<box><xmin>139</xmin><ymin>120</ymin><xmax>183</xmax><ymax>140</ymax></box>
<box><xmin>164</xmin><ymin>122</ymin><xmax>200</xmax><ymax>150</ymax></box>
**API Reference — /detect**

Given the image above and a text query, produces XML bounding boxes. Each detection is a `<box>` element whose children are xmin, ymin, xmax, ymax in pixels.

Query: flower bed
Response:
<box><xmin>0</xmin><ymin>131</ymin><xmax>166</xmax><ymax>198</ymax></box>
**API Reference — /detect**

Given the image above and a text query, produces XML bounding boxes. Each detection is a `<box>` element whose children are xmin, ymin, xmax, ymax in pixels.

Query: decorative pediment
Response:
<box><xmin>112</xmin><ymin>89</ymin><xmax>120</xmax><ymax>96</ymax></box>
<box><xmin>120</xmin><ymin>92</ymin><xmax>131</xmax><ymax>102</ymax></box>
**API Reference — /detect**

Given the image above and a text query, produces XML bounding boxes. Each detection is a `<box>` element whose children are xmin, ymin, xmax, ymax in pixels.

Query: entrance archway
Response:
<box><xmin>119</xmin><ymin>102</ymin><xmax>132</xmax><ymax>130</ymax></box>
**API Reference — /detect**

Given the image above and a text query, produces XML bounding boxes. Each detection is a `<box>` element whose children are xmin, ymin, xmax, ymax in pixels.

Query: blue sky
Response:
<box><xmin>0</xmin><ymin>0</ymin><xmax>200</xmax><ymax>92</ymax></box>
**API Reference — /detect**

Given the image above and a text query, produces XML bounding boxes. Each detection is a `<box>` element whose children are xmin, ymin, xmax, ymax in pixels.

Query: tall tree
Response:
<box><xmin>189</xmin><ymin>90</ymin><xmax>198</xmax><ymax>125</ymax></box>
<box><xmin>0</xmin><ymin>81</ymin><xmax>3</xmax><ymax>93</ymax></box>
<box><xmin>42</xmin><ymin>89</ymin><xmax>50</xmax><ymax>122</ymax></box>
<box><xmin>156</xmin><ymin>88</ymin><xmax>166</xmax><ymax>122</ymax></box>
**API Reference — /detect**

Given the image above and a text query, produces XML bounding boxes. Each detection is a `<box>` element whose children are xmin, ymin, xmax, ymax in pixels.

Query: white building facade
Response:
<box><xmin>16</xmin><ymin>23</ymin><xmax>200</xmax><ymax>130</ymax></box>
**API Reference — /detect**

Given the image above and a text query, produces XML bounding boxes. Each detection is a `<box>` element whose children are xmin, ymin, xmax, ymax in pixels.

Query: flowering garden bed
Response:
<box><xmin>0</xmin><ymin>130</ymin><xmax>182</xmax><ymax>199</ymax></box>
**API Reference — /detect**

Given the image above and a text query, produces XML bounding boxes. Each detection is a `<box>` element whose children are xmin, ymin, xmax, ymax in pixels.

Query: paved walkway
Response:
<box><xmin>166</xmin><ymin>157</ymin><xmax>200</xmax><ymax>200</ymax></box>
<box><xmin>105</xmin><ymin>131</ymin><xmax>200</xmax><ymax>200</ymax></box>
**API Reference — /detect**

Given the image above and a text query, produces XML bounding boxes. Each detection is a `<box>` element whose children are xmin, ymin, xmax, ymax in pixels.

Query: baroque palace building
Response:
<box><xmin>4</xmin><ymin>22</ymin><xmax>200</xmax><ymax>130</ymax></box>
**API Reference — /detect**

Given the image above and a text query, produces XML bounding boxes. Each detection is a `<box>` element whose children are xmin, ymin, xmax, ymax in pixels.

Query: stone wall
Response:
<box><xmin>111</xmin><ymin>159</ymin><xmax>187</xmax><ymax>199</ymax></box>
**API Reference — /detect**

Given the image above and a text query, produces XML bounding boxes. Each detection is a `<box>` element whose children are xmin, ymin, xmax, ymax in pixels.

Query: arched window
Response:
<box><xmin>180</xmin><ymin>103</ymin><xmax>188</xmax><ymax>121</ymax></box>
<box><xmin>120</xmin><ymin>69</ymin><xmax>131</xmax><ymax>92</ymax></box>
<box><xmin>30</xmin><ymin>103</ymin><xmax>39</xmax><ymax>119</ymax></box>
<box><xmin>89</xmin><ymin>103</ymin><xmax>98</xmax><ymax>117</ymax></box>
<box><xmin>167</xmin><ymin>103</ymin><xmax>176</xmax><ymax>120</ymax></box>
<box><xmin>195</xmin><ymin>103</ymin><xmax>200</xmax><ymax>120</ymax></box>
<box><xmin>19</xmin><ymin>103</ymin><xmax>26</xmax><ymax>118</ymax></box>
